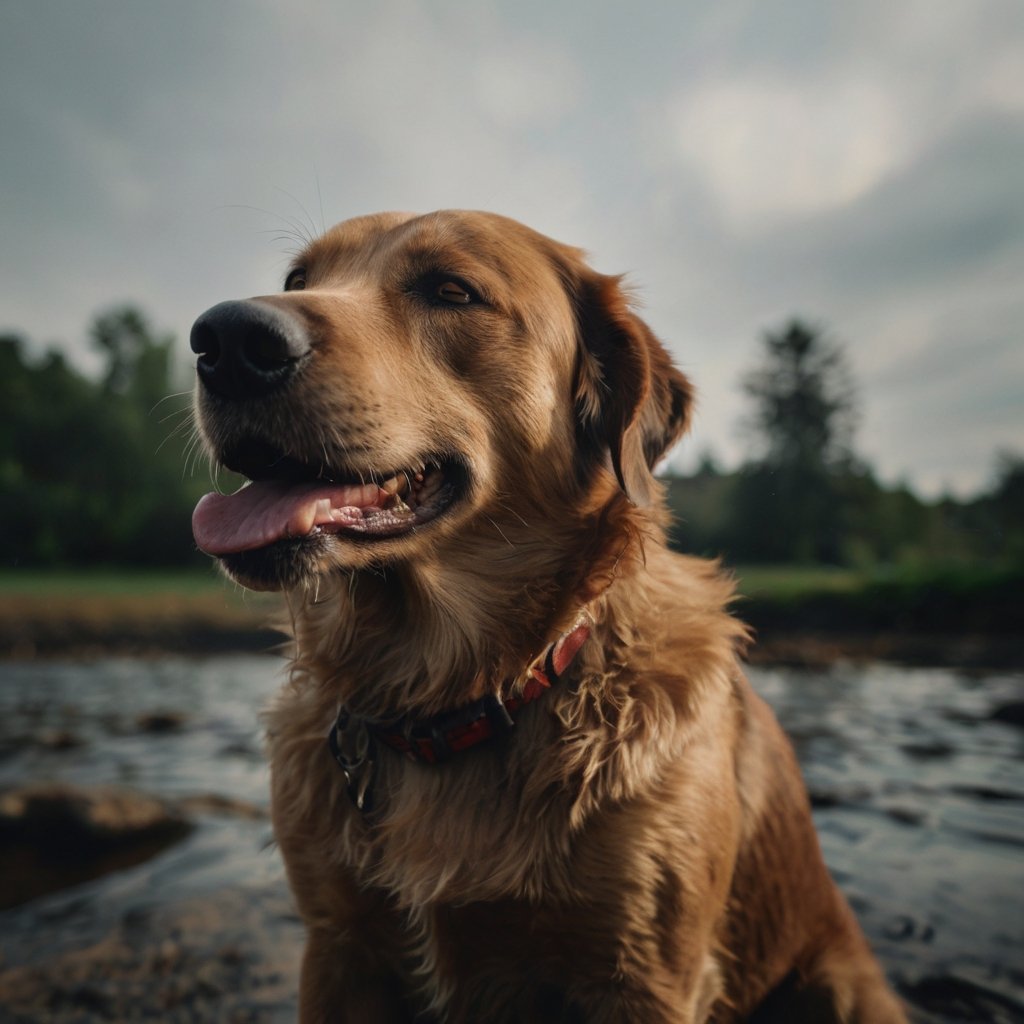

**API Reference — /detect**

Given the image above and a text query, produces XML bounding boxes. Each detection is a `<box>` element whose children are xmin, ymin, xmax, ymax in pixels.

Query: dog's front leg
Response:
<box><xmin>277</xmin><ymin>830</ymin><xmax>421</xmax><ymax>1022</ymax></box>
<box><xmin>298</xmin><ymin>928</ymin><xmax>420</xmax><ymax>1024</ymax></box>
<box><xmin>432</xmin><ymin>892</ymin><xmax>727</xmax><ymax>1024</ymax></box>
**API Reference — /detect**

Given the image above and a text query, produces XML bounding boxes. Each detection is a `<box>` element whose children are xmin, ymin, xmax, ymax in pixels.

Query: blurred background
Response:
<box><xmin>1</xmin><ymin>2</ymin><xmax>1021</xmax><ymax>1021</ymax></box>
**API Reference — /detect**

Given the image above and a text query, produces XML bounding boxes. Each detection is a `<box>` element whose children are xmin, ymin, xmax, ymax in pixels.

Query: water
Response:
<box><xmin>0</xmin><ymin>655</ymin><xmax>1021</xmax><ymax>1022</ymax></box>
<box><xmin>0</xmin><ymin>656</ymin><xmax>275</xmax><ymax>807</ymax></box>
<box><xmin>754</xmin><ymin>665</ymin><xmax>1024</xmax><ymax>1021</ymax></box>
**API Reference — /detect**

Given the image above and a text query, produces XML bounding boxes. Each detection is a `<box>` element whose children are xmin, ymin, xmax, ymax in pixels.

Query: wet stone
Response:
<box><xmin>135</xmin><ymin>711</ymin><xmax>189</xmax><ymax>734</ymax></box>
<box><xmin>0</xmin><ymin>782</ymin><xmax>193</xmax><ymax>909</ymax></box>
<box><xmin>990</xmin><ymin>700</ymin><xmax>1024</xmax><ymax>728</ymax></box>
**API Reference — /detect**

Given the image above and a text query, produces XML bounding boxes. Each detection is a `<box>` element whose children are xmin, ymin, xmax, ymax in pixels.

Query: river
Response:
<box><xmin>0</xmin><ymin>655</ymin><xmax>1021</xmax><ymax>1022</ymax></box>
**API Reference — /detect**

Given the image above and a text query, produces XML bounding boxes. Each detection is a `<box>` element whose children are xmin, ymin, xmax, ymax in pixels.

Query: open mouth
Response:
<box><xmin>191</xmin><ymin>437</ymin><xmax>467</xmax><ymax>558</ymax></box>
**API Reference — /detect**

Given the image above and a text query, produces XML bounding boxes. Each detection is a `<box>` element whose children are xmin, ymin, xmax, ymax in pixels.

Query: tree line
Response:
<box><xmin>1</xmin><ymin>308</ymin><xmax>211</xmax><ymax>568</ymax></box>
<box><xmin>1</xmin><ymin>308</ymin><xmax>1020</xmax><ymax>570</ymax></box>
<box><xmin>666</xmin><ymin>320</ymin><xmax>1023</xmax><ymax>568</ymax></box>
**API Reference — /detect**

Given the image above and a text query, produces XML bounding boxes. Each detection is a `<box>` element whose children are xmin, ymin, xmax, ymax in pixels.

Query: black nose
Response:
<box><xmin>190</xmin><ymin>299</ymin><xmax>311</xmax><ymax>400</ymax></box>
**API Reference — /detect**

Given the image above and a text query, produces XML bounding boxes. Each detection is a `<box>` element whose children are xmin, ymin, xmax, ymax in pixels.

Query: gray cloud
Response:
<box><xmin>1</xmin><ymin>0</ymin><xmax>1021</xmax><ymax>495</ymax></box>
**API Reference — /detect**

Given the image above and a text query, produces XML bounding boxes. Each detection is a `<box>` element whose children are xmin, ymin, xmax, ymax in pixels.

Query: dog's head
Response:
<box><xmin>190</xmin><ymin>211</ymin><xmax>692</xmax><ymax>591</ymax></box>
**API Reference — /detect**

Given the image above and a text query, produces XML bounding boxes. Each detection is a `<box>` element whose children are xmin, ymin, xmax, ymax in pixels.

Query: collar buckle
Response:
<box><xmin>328</xmin><ymin>709</ymin><xmax>377</xmax><ymax>813</ymax></box>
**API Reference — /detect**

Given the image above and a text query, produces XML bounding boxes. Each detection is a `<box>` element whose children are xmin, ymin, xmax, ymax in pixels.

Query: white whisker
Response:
<box><xmin>484</xmin><ymin>516</ymin><xmax>515</xmax><ymax>548</ymax></box>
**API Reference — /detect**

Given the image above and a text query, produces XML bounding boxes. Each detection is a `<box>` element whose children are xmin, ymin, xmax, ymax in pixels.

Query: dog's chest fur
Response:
<box><xmin>266</xmin><ymin>557</ymin><xmax>747</xmax><ymax>1018</ymax></box>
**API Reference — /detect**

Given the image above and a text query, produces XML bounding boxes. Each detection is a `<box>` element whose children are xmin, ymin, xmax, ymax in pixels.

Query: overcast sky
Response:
<box><xmin>2</xmin><ymin>0</ymin><xmax>1022</xmax><ymax>497</ymax></box>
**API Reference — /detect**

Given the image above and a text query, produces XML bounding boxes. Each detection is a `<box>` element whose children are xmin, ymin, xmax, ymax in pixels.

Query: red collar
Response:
<box><xmin>328</xmin><ymin>621</ymin><xmax>590</xmax><ymax>812</ymax></box>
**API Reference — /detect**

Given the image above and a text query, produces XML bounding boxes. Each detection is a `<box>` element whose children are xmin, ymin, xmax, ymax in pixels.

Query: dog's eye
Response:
<box><xmin>284</xmin><ymin>268</ymin><xmax>307</xmax><ymax>292</ymax></box>
<box><xmin>436</xmin><ymin>280</ymin><xmax>474</xmax><ymax>305</ymax></box>
<box><xmin>410</xmin><ymin>272</ymin><xmax>483</xmax><ymax>308</ymax></box>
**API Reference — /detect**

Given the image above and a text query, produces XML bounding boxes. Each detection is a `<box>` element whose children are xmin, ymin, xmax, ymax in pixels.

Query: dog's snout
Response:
<box><xmin>190</xmin><ymin>299</ymin><xmax>311</xmax><ymax>400</ymax></box>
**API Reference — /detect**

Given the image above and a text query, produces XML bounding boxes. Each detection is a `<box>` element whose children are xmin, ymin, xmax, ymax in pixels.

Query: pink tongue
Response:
<box><xmin>192</xmin><ymin>479</ymin><xmax>386</xmax><ymax>556</ymax></box>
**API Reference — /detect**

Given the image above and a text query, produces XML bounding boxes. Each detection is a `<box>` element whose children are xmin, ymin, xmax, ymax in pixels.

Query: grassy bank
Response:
<box><xmin>732</xmin><ymin>563</ymin><xmax>1022</xmax><ymax>632</ymax></box>
<box><xmin>0</xmin><ymin>563</ymin><xmax>1020</xmax><ymax>666</ymax></box>
<box><xmin>729</xmin><ymin>562</ymin><xmax>1023</xmax><ymax>668</ymax></box>
<box><xmin>0</xmin><ymin>568</ymin><xmax>281</xmax><ymax>659</ymax></box>
<box><xmin>0</xmin><ymin>568</ymin><xmax>231</xmax><ymax>597</ymax></box>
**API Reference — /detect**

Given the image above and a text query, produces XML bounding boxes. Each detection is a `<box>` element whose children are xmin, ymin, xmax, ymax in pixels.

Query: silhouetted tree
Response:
<box><xmin>742</xmin><ymin>319</ymin><xmax>857</xmax><ymax>472</ymax></box>
<box><xmin>731</xmin><ymin>320</ymin><xmax>858</xmax><ymax>563</ymax></box>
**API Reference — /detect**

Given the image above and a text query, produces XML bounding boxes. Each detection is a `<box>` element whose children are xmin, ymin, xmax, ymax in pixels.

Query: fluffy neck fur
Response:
<box><xmin>283</xmin><ymin>481</ymin><xmax>649</xmax><ymax>719</ymax></box>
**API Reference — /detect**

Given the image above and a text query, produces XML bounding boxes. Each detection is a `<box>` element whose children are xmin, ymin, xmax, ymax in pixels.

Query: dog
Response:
<box><xmin>189</xmin><ymin>210</ymin><xmax>907</xmax><ymax>1022</ymax></box>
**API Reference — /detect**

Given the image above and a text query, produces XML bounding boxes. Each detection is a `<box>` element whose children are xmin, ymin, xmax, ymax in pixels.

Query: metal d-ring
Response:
<box><xmin>328</xmin><ymin>708</ymin><xmax>377</xmax><ymax>813</ymax></box>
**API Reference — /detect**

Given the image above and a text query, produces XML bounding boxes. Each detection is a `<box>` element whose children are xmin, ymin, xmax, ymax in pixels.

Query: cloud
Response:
<box><xmin>665</xmin><ymin>74</ymin><xmax>907</xmax><ymax>228</ymax></box>
<box><xmin>653</xmin><ymin>0</ymin><xmax>1024</xmax><ymax>233</ymax></box>
<box><xmin>0</xmin><ymin>0</ymin><xmax>1021</xmax><ymax>496</ymax></box>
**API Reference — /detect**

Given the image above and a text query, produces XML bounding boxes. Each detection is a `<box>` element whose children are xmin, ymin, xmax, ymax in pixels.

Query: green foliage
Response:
<box><xmin>667</xmin><ymin>456</ymin><xmax>1020</xmax><ymax>570</ymax></box>
<box><xmin>0</xmin><ymin>310</ymin><xmax>210</xmax><ymax>569</ymax></box>
<box><xmin>667</xmin><ymin>317</ymin><xmax>1021</xmax><ymax>572</ymax></box>
<box><xmin>962</xmin><ymin>452</ymin><xmax>1024</xmax><ymax>564</ymax></box>
<box><xmin>663</xmin><ymin>459</ymin><xmax>738</xmax><ymax>559</ymax></box>
<box><xmin>736</xmin><ymin>563</ymin><xmax>1024</xmax><ymax>636</ymax></box>
<box><xmin>91</xmin><ymin>306</ymin><xmax>174</xmax><ymax>405</ymax></box>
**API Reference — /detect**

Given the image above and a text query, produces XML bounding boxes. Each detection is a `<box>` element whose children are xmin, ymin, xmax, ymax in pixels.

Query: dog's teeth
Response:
<box><xmin>381</xmin><ymin>474</ymin><xmax>415</xmax><ymax>503</ymax></box>
<box><xmin>415</xmin><ymin>473</ymin><xmax>443</xmax><ymax>505</ymax></box>
<box><xmin>381</xmin><ymin>487</ymin><xmax>414</xmax><ymax>512</ymax></box>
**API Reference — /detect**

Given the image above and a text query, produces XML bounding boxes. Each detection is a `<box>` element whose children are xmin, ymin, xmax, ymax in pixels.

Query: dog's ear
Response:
<box><xmin>574</xmin><ymin>274</ymin><xmax>694</xmax><ymax>505</ymax></box>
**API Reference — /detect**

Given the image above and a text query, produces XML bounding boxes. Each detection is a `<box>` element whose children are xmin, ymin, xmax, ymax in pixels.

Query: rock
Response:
<box><xmin>990</xmin><ymin>700</ymin><xmax>1024</xmax><ymax>728</ymax></box>
<box><xmin>176</xmin><ymin>794</ymin><xmax>268</xmax><ymax>821</ymax></box>
<box><xmin>136</xmin><ymin>711</ymin><xmax>189</xmax><ymax>733</ymax></box>
<box><xmin>0</xmin><ymin>782</ymin><xmax>193</xmax><ymax>909</ymax></box>
<box><xmin>898</xmin><ymin>972</ymin><xmax>1024</xmax><ymax>1020</ymax></box>
<box><xmin>807</xmin><ymin>784</ymin><xmax>872</xmax><ymax>809</ymax></box>
<box><xmin>0</xmin><ymin>782</ymin><xmax>190</xmax><ymax>848</ymax></box>
<box><xmin>899</xmin><ymin>739</ymin><xmax>955</xmax><ymax>760</ymax></box>
<box><xmin>36</xmin><ymin>728</ymin><xmax>83</xmax><ymax>751</ymax></box>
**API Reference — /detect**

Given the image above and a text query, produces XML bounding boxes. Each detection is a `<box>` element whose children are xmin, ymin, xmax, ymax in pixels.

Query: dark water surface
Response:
<box><xmin>0</xmin><ymin>655</ymin><xmax>1021</xmax><ymax>1022</ymax></box>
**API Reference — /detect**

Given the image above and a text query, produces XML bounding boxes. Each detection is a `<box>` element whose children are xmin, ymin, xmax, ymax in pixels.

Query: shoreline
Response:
<box><xmin>3</xmin><ymin>565</ymin><xmax>1019</xmax><ymax>669</ymax></box>
<box><xmin>2</xmin><ymin>577</ymin><xmax>1015</xmax><ymax>671</ymax></box>
<box><xmin>2</xmin><ymin>611</ymin><xmax>1020</xmax><ymax>670</ymax></box>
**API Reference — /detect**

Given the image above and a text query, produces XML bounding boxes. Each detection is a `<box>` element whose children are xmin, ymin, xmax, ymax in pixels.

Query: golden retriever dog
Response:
<box><xmin>189</xmin><ymin>210</ymin><xmax>907</xmax><ymax>1023</ymax></box>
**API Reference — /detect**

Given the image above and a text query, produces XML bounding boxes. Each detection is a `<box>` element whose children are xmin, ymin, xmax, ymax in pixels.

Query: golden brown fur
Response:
<box><xmin>192</xmin><ymin>210</ymin><xmax>907</xmax><ymax>1022</ymax></box>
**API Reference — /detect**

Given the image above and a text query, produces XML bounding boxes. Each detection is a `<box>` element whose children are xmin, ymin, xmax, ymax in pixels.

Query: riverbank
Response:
<box><xmin>737</xmin><ymin>563</ymin><xmax>1024</xmax><ymax>668</ymax></box>
<box><xmin>0</xmin><ymin>882</ymin><xmax>302</xmax><ymax>1024</ymax></box>
<box><xmin>0</xmin><ymin>570</ymin><xmax>281</xmax><ymax>660</ymax></box>
<box><xmin>1</xmin><ymin>567</ymin><xmax>1020</xmax><ymax>668</ymax></box>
